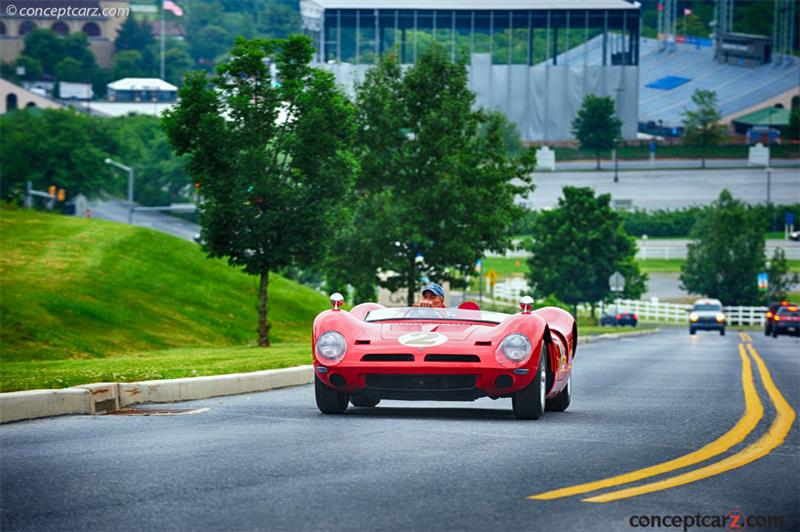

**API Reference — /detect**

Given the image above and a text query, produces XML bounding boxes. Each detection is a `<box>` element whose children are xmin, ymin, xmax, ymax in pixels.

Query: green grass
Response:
<box><xmin>0</xmin><ymin>209</ymin><xmax>328</xmax><ymax>391</ymax></box>
<box><xmin>484</xmin><ymin>256</ymin><xmax>799</xmax><ymax>276</ymax></box>
<box><xmin>551</xmin><ymin>143</ymin><xmax>800</xmax><ymax>161</ymax></box>
<box><xmin>0</xmin><ymin>344</ymin><xmax>312</xmax><ymax>392</ymax></box>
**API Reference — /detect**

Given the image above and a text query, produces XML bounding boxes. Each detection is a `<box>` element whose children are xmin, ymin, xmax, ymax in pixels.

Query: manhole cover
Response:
<box><xmin>108</xmin><ymin>407</ymin><xmax>210</xmax><ymax>416</ymax></box>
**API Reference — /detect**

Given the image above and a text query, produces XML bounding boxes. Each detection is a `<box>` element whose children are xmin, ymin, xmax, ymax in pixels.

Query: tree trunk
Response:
<box><xmin>591</xmin><ymin>302</ymin><xmax>596</xmax><ymax>320</ymax></box>
<box><xmin>258</xmin><ymin>268</ymin><xmax>271</xmax><ymax>347</ymax></box>
<box><xmin>701</xmin><ymin>139</ymin><xmax>706</xmax><ymax>169</ymax></box>
<box><xmin>596</xmin><ymin>152</ymin><xmax>601</xmax><ymax>170</ymax></box>
<box><xmin>406</xmin><ymin>253</ymin><xmax>416</xmax><ymax>306</ymax></box>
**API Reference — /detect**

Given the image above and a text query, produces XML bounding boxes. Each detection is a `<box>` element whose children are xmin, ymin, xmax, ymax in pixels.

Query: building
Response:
<box><xmin>0</xmin><ymin>0</ymin><xmax>129</xmax><ymax>69</ymax></box>
<box><xmin>716</xmin><ymin>33</ymin><xmax>773</xmax><ymax>67</ymax></box>
<box><xmin>0</xmin><ymin>77</ymin><xmax>63</xmax><ymax>113</ymax></box>
<box><xmin>107</xmin><ymin>77</ymin><xmax>178</xmax><ymax>102</ymax></box>
<box><xmin>300</xmin><ymin>0</ymin><xmax>641</xmax><ymax>141</ymax></box>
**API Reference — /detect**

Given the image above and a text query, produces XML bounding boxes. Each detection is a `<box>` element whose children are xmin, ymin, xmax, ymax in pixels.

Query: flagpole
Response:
<box><xmin>160</xmin><ymin>2</ymin><xmax>165</xmax><ymax>79</ymax></box>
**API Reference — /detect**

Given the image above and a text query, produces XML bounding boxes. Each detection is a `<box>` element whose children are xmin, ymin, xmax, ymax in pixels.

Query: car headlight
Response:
<box><xmin>716</xmin><ymin>313</ymin><xmax>726</xmax><ymax>322</ymax></box>
<box><xmin>496</xmin><ymin>333</ymin><xmax>532</xmax><ymax>366</ymax></box>
<box><xmin>315</xmin><ymin>331</ymin><xmax>347</xmax><ymax>364</ymax></box>
<box><xmin>689</xmin><ymin>312</ymin><xmax>699</xmax><ymax>322</ymax></box>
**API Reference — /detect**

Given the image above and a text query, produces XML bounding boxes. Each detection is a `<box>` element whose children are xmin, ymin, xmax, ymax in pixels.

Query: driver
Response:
<box><xmin>414</xmin><ymin>283</ymin><xmax>446</xmax><ymax>308</ymax></box>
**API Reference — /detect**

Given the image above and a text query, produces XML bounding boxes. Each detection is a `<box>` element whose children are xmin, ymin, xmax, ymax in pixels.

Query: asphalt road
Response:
<box><xmin>2</xmin><ymin>329</ymin><xmax>798</xmax><ymax>531</ymax></box>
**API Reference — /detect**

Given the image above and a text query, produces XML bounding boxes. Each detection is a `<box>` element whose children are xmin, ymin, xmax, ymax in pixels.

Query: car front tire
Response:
<box><xmin>350</xmin><ymin>395</ymin><xmax>380</xmax><ymax>408</ymax></box>
<box><xmin>315</xmin><ymin>375</ymin><xmax>349</xmax><ymax>414</ymax></box>
<box><xmin>720</xmin><ymin>328</ymin><xmax>725</xmax><ymax>336</ymax></box>
<box><xmin>690</xmin><ymin>328</ymin><xmax>696</xmax><ymax>335</ymax></box>
<box><xmin>512</xmin><ymin>344</ymin><xmax>547</xmax><ymax>420</ymax></box>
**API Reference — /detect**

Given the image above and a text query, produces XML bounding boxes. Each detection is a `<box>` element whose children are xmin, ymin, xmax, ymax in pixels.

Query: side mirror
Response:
<box><xmin>330</xmin><ymin>292</ymin><xmax>344</xmax><ymax>310</ymax></box>
<box><xmin>519</xmin><ymin>296</ymin><xmax>533</xmax><ymax>314</ymax></box>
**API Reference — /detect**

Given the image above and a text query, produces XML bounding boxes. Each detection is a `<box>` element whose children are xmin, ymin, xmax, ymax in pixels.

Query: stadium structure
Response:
<box><xmin>300</xmin><ymin>0</ymin><xmax>642</xmax><ymax>142</ymax></box>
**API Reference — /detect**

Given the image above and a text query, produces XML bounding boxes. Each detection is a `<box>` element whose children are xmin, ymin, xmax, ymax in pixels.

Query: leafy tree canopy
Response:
<box><xmin>571</xmin><ymin>94</ymin><xmax>622</xmax><ymax>169</ymax></box>
<box><xmin>330</xmin><ymin>46</ymin><xmax>536</xmax><ymax>305</ymax></box>
<box><xmin>163</xmin><ymin>35</ymin><xmax>355</xmax><ymax>345</ymax></box>
<box><xmin>766</xmin><ymin>247</ymin><xmax>799</xmax><ymax>302</ymax></box>
<box><xmin>682</xmin><ymin>89</ymin><xmax>727</xmax><ymax>168</ymax></box>
<box><xmin>526</xmin><ymin>186</ymin><xmax>646</xmax><ymax>312</ymax></box>
<box><xmin>680</xmin><ymin>190</ymin><xmax>765</xmax><ymax>305</ymax></box>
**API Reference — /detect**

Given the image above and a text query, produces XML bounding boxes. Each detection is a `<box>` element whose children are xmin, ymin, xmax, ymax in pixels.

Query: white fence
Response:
<box><xmin>603</xmin><ymin>299</ymin><xmax>768</xmax><ymax>326</ymax></box>
<box><xmin>488</xmin><ymin>283</ymin><xmax>768</xmax><ymax>326</ymax></box>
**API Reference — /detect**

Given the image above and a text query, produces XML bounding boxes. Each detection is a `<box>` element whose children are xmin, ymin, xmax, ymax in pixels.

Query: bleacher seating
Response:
<box><xmin>544</xmin><ymin>36</ymin><xmax>799</xmax><ymax>129</ymax></box>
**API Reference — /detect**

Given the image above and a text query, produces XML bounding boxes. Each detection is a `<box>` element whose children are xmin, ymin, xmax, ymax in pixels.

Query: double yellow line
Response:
<box><xmin>529</xmin><ymin>333</ymin><xmax>795</xmax><ymax>503</ymax></box>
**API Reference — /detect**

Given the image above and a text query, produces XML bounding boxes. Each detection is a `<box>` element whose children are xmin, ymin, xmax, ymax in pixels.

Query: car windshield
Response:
<box><xmin>693</xmin><ymin>304</ymin><xmax>722</xmax><ymax>311</ymax></box>
<box><xmin>364</xmin><ymin>307</ymin><xmax>510</xmax><ymax>324</ymax></box>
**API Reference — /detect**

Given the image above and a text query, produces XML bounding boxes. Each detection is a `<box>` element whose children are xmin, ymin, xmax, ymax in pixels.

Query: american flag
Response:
<box><xmin>163</xmin><ymin>0</ymin><xmax>184</xmax><ymax>17</ymax></box>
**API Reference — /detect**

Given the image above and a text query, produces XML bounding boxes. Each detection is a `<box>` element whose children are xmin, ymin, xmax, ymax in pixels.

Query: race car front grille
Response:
<box><xmin>365</xmin><ymin>374</ymin><xmax>477</xmax><ymax>391</ymax></box>
<box><xmin>424</xmin><ymin>354</ymin><xmax>480</xmax><ymax>363</ymax></box>
<box><xmin>361</xmin><ymin>354</ymin><xmax>415</xmax><ymax>362</ymax></box>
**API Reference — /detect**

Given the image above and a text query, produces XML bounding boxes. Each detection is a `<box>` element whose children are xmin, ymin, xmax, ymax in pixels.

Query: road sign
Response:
<box><xmin>609</xmin><ymin>271</ymin><xmax>625</xmax><ymax>292</ymax></box>
<box><xmin>487</xmin><ymin>269</ymin><xmax>498</xmax><ymax>287</ymax></box>
<box><xmin>757</xmin><ymin>273</ymin><xmax>768</xmax><ymax>292</ymax></box>
<box><xmin>786</xmin><ymin>213</ymin><xmax>794</xmax><ymax>226</ymax></box>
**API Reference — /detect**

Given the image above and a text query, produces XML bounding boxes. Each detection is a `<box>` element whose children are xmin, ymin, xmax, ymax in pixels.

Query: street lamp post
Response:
<box><xmin>104</xmin><ymin>158</ymin><xmax>135</xmax><ymax>224</ymax></box>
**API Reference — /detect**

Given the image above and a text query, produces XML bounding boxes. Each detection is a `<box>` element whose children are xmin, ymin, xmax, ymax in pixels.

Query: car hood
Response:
<box><xmin>693</xmin><ymin>310</ymin><xmax>722</xmax><ymax>318</ymax></box>
<box><xmin>378</xmin><ymin>322</ymin><xmax>493</xmax><ymax>341</ymax></box>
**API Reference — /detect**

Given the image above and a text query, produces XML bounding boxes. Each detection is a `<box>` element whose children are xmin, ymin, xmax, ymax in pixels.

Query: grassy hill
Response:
<box><xmin>0</xmin><ymin>208</ymin><xmax>328</xmax><ymax>391</ymax></box>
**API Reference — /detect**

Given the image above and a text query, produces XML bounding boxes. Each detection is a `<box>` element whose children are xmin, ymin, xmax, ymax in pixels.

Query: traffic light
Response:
<box><xmin>57</xmin><ymin>188</ymin><xmax>66</xmax><ymax>202</ymax></box>
<box><xmin>48</xmin><ymin>185</ymin><xmax>56</xmax><ymax>198</ymax></box>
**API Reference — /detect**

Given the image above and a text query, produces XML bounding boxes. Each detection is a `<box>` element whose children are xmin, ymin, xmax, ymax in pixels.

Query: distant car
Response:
<box><xmin>689</xmin><ymin>298</ymin><xmax>726</xmax><ymax>336</ymax></box>
<box><xmin>771</xmin><ymin>305</ymin><xmax>800</xmax><ymax>337</ymax></box>
<box><xmin>312</xmin><ymin>295</ymin><xmax>577</xmax><ymax>420</ymax></box>
<box><xmin>765</xmin><ymin>300</ymin><xmax>794</xmax><ymax>336</ymax></box>
<box><xmin>600</xmin><ymin>309</ymin><xmax>638</xmax><ymax>327</ymax></box>
<box><xmin>789</xmin><ymin>231</ymin><xmax>800</xmax><ymax>242</ymax></box>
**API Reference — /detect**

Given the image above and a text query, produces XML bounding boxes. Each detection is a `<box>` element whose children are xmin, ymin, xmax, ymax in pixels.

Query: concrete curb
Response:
<box><xmin>579</xmin><ymin>328</ymin><xmax>661</xmax><ymax>344</ymax></box>
<box><xmin>1</xmin><ymin>331</ymin><xmax>660</xmax><ymax>424</ymax></box>
<box><xmin>0</xmin><ymin>388</ymin><xmax>91</xmax><ymax>424</ymax></box>
<box><xmin>0</xmin><ymin>366</ymin><xmax>314</xmax><ymax>424</ymax></box>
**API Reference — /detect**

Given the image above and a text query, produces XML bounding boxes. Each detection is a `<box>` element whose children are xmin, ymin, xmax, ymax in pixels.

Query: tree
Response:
<box><xmin>162</xmin><ymin>35</ymin><xmax>355</xmax><ymax>346</ymax></box>
<box><xmin>115</xmin><ymin>14</ymin><xmax>155</xmax><ymax>53</ymax></box>
<box><xmin>682</xmin><ymin>89</ymin><xmax>727</xmax><ymax>169</ymax></box>
<box><xmin>55</xmin><ymin>57</ymin><xmax>85</xmax><ymax>82</ymax></box>
<box><xmin>571</xmin><ymin>94</ymin><xmax>622</xmax><ymax>170</ymax></box>
<box><xmin>766</xmin><ymin>248</ymin><xmax>799</xmax><ymax>302</ymax></box>
<box><xmin>788</xmin><ymin>107</ymin><xmax>800</xmax><ymax>141</ymax></box>
<box><xmin>333</xmin><ymin>46</ymin><xmax>536</xmax><ymax>306</ymax></box>
<box><xmin>112</xmin><ymin>50</ymin><xmax>148</xmax><ymax>80</ymax></box>
<box><xmin>0</xmin><ymin>109</ymin><xmax>115</xmax><ymax>201</ymax></box>
<box><xmin>526</xmin><ymin>186</ymin><xmax>646</xmax><ymax>314</ymax></box>
<box><xmin>15</xmin><ymin>55</ymin><xmax>44</xmax><ymax>81</ymax></box>
<box><xmin>19</xmin><ymin>28</ymin><xmax>96</xmax><ymax>78</ymax></box>
<box><xmin>680</xmin><ymin>190</ymin><xmax>765</xmax><ymax>305</ymax></box>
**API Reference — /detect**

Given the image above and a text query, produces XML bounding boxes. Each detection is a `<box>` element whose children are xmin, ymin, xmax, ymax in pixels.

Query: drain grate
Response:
<box><xmin>108</xmin><ymin>407</ymin><xmax>210</xmax><ymax>416</ymax></box>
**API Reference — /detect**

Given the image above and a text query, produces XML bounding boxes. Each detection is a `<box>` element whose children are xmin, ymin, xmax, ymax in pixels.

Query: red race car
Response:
<box><xmin>312</xmin><ymin>294</ymin><xmax>576</xmax><ymax>420</ymax></box>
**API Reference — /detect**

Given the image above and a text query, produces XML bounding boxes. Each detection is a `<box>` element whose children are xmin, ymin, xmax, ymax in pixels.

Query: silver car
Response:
<box><xmin>689</xmin><ymin>298</ymin><xmax>726</xmax><ymax>336</ymax></box>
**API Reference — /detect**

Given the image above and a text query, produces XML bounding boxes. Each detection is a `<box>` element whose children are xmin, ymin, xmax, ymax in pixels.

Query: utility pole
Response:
<box><xmin>105</xmin><ymin>158</ymin><xmax>135</xmax><ymax>224</ymax></box>
<box><xmin>766</xmin><ymin>167</ymin><xmax>772</xmax><ymax>204</ymax></box>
